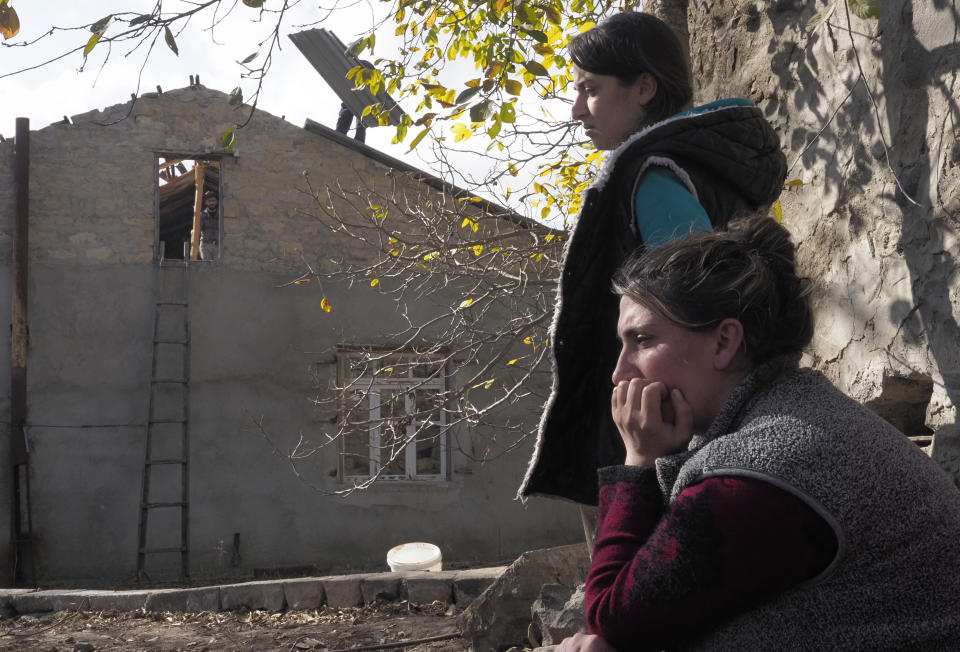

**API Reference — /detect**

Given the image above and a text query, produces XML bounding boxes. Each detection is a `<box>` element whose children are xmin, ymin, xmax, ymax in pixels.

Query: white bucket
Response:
<box><xmin>387</xmin><ymin>542</ymin><xmax>442</xmax><ymax>572</ymax></box>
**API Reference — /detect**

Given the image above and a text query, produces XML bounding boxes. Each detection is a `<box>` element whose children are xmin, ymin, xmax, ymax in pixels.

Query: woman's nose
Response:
<box><xmin>611</xmin><ymin>350</ymin><xmax>637</xmax><ymax>385</ymax></box>
<box><xmin>571</xmin><ymin>93</ymin><xmax>586</xmax><ymax>121</ymax></box>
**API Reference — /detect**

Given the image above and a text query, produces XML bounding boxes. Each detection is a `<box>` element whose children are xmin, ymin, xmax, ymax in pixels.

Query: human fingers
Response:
<box><xmin>639</xmin><ymin>381</ymin><xmax>669</xmax><ymax>428</ymax></box>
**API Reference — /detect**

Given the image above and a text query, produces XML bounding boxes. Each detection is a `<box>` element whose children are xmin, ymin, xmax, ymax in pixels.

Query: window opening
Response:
<box><xmin>156</xmin><ymin>156</ymin><xmax>221</xmax><ymax>261</ymax></box>
<box><xmin>337</xmin><ymin>350</ymin><xmax>449</xmax><ymax>482</ymax></box>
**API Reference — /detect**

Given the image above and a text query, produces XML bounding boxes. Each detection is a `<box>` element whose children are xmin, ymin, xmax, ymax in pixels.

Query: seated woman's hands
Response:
<box><xmin>611</xmin><ymin>379</ymin><xmax>694</xmax><ymax>468</ymax></box>
<box><xmin>556</xmin><ymin>633</ymin><xmax>617</xmax><ymax>652</ymax></box>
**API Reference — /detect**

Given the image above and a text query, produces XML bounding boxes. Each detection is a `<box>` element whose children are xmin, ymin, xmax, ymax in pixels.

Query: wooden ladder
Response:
<box><xmin>137</xmin><ymin>243</ymin><xmax>191</xmax><ymax>582</ymax></box>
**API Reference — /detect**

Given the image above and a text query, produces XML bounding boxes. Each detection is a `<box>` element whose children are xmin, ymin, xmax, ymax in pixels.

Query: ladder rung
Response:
<box><xmin>154</xmin><ymin>338</ymin><xmax>189</xmax><ymax>344</ymax></box>
<box><xmin>152</xmin><ymin>377</ymin><xmax>188</xmax><ymax>384</ymax></box>
<box><xmin>143</xmin><ymin>501</ymin><xmax>187</xmax><ymax>508</ymax></box>
<box><xmin>140</xmin><ymin>546</ymin><xmax>187</xmax><ymax>554</ymax></box>
<box><xmin>149</xmin><ymin>418</ymin><xmax>187</xmax><ymax>424</ymax></box>
<box><xmin>146</xmin><ymin>458</ymin><xmax>187</xmax><ymax>465</ymax></box>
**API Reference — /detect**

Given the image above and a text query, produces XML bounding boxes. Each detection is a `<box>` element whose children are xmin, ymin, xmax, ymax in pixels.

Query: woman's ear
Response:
<box><xmin>713</xmin><ymin>318</ymin><xmax>745</xmax><ymax>371</ymax></box>
<box><xmin>632</xmin><ymin>72</ymin><xmax>658</xmax><ymax>107</ymax></box>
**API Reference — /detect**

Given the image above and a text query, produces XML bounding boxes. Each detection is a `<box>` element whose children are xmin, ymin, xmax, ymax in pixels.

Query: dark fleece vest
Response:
<box><xmin>662</xmin><ymin>362</ymin><xmax>960</xmax><ymax>650</ymax></box>
<box><xmin>518</xmin><ymin>102</ymin><xmax>787</xmax><ymax>505</ymax></box>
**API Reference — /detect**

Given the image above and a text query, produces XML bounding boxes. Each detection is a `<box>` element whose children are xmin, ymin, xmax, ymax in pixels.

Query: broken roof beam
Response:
<box><xmin>288</xmin><ymin>28</ymin><xmax>406</xmax><ymax>128</ymax></box>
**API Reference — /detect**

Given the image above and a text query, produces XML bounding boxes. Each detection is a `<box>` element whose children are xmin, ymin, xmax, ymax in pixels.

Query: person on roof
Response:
<box><xmin>199</xmin><ymin>190</ymin><xmax>219</xmax><ymax>261</ymax></box>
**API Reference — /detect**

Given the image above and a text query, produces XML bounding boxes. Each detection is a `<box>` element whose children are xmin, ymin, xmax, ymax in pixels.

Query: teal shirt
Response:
<box><xmin>633</xmin><ymin>98</ymin><xmax>753</xmax><ymax>249</ymax></box>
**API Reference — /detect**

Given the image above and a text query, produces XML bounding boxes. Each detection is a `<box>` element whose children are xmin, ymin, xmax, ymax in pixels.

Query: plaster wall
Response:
<box><xmin>1</xmin><ymin>87</ymin><xmax>579</xmax><ymax>586</ymax></box>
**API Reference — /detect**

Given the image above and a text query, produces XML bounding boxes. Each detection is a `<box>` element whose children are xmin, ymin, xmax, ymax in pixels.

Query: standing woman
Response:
<box><xmin>518</xmin><ymin>12</ymin><xmax>786</xmax><ymax>510</ymax></box>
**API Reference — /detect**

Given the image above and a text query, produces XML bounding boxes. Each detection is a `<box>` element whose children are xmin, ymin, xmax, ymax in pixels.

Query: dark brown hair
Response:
<box><xmin>612</xmin><ymin>216</ymin><xmax>814</xmax><ymax>363</ymax></box>
<box><xmin>569</xmin><ymin>12</ymin><xmax>693</xmax><ymax>125</ymax></box>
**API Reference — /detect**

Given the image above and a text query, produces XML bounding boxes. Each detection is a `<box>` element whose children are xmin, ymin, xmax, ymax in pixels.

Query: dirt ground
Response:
<box><xmin>0</xmin><ymin>601</ymin><xmax>472</xmax><ymax>651</ymax></box>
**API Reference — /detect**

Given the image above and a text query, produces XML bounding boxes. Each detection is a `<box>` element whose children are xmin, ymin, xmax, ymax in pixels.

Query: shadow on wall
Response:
<box><xmin>757</xmin><ymin>1</ymin><xmax>960</xmax><ymax>431</ymax></box>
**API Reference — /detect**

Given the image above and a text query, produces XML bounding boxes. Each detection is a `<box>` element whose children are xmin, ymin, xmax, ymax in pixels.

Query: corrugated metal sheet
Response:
<box><xmin>288</xmin><ymin>28</ymin><xmax>406</xmax><ymax>127</ymax></box>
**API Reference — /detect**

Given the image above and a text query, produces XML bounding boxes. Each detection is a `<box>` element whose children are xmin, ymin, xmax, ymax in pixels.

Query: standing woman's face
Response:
<box><xmin>571</xmin><ymin>65</ymin><xmax>657</xmax><ymax>150</ymax></box>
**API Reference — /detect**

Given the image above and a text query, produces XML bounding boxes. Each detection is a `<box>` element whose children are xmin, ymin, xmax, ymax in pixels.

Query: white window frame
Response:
<box><xmin>338</xmin><ymin>349</ymin><xmax>450</xmax><ymax>483</ymax></box>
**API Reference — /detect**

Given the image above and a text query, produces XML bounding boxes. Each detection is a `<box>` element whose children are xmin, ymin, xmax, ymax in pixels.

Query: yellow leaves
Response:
<box><xmin>423</xmin><ymin>251</ymin><xmax>440</xmax><ymax>261</ymax></box>
<box><xmin>461</xmin><ymin>217</ymin><xmax>479</xmax><ymax>232</ymax></box>
<box><xmin>0</xmin><ymin>1</ymin><xmax>20</xmax><ymax>40</ymax></box>
<box><xmin>544</xmin><ymin>5</ymin><xmax>562</xmax><ymax>25</ymax></box>
<box><xmin>771</xmin><ymin>199</ymin><xmax>783</xmax><ymax>223</ymax></box>
<box><xmin>544</xmin><ymin>234</ymin><xmax>556</xmax><ymax>242</ymax></box>
<box><xmin>507</xmin><ymin>358</ymin><xmax>518</xmax><ymax>365</ymax></box>
<box><xmin>523</xmin><ymin>336</ymin><xmax>533</xmax><ymax>345</ymax></box>
<box><xmin>424</xmin><ymin>6</ymin><xmax>438</xmax><ymax>29</ymax></box>
<box><xmin>221</xmin><ymin>128</ymin><xmax>236</xmax><ymax>152</ymax></box>
<box><xmin>83</xmin><ymin>14</ymin><xmax>113</xmax><ymax>57</ymax></box>
<box><xmin>504</xmin><ymin>79</ymin><xmax>523</xmax><ymax>95</ymax></box>
<box><xmin>370</xmin><ymin>278</ymin><xmax>380</xmax><ymax>287</ymax></box>
<box><xmin>459</xmin><ymin>298</ymin><xmax>475</xmax><ymax>308</ymax></box>
<box><xmin>494</xmin><ymin>0</ymin><xmax>511</xmax><ymax>15</ymax></box>
<box><xmin>578</xmin><ymin>20</ymin><xmax>596</xmax><ymax>33</ymax></box>
<box><xmin>84</xmin><ymin>33</ymin><xmax>102</xmax><ymax>58</ymax></box>
<box><xmin>785</xmin><ymin>179</ymin><xmax>804</xmax><ymax>188</ymax></box>
<box><xmin>472</xmin><ymin>378</ymin><xmax>495</xmax><ymax>389</ymax></box>
<box><xmin>321</xmin><ymin>297</ymin><xmax>332</xmax><ymax>312</ymax></box>
<box><xmin>294</xmin><ymin>279</ymin><xmax>310</xmax><ymax>285</ymax></box>
<box><xmin>407</xmin><ymin>127</ymin><xmax>430</xmax><ymax>152</ymax></box>
<box><xmin>472</xmin><ymin>244</ymin><xmax>483</xmax><ymax>256</ymax></box>
<box><xmin>451</xmin><ymin>123</ymin><xmax>473</xmax><ymax>142</ymax></box>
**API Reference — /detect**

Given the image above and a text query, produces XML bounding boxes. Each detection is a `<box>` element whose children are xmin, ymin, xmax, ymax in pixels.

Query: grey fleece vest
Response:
<box><xmin>656</xmin><ymin>363</ymin><xmax>960</xmax><ymax>650</ymax></box>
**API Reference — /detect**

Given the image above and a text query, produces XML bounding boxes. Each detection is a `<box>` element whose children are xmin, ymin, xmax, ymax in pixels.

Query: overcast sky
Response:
<box><xmin>1</xmin><ymin>1</ymin><xmax>579</xmax><ymax>222</ymax></box>
<box><xmin>1</xmin><ymin>2</ymin><xmax>401</xmax><ymax>149</ymax></box>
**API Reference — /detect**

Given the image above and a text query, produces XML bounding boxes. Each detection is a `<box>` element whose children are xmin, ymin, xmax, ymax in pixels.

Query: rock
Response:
<box><xmin>530</xmin><ymin>584</ymin><xmax>586</xmax><ymax>645</ymax></box>
<box><xmin>930</xmin><ymin>424</ymin><xmax>960</xmax><ymax>488</ymax></box>
<box><xmin>457</xmin><ymin>543</ymin><xmax>589</xmax><ymax>651</ymax></box>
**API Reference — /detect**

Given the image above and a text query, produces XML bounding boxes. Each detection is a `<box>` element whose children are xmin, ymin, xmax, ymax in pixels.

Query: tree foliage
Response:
<box><xmin>262</xmin><ymin>167</ymin><xmax>565</xmax><ymax>493</ymax></box>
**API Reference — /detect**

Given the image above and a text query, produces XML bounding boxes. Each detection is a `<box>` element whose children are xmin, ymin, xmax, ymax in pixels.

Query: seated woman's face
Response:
<box><xmin>612</xmin><ymin>296</ymin><xmax>729</xmax><ymax>432</ymax></box>
<box><xmin>571</xmin><ymin>65</ymin><xmax>655</xmax><ymax>150</ymax></box>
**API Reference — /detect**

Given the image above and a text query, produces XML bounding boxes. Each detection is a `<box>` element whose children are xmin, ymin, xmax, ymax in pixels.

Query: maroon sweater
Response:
<box><xmin>586</xmin><ymin>466</ymin><xmax>838</xmax><ymax>650</ymax></box>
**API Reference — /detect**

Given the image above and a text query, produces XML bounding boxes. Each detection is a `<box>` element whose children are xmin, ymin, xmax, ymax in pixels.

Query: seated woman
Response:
<box><xmin>558</xmin><ymin>216</ymin><xmax>960</xmax><ymax>651</ymax></box>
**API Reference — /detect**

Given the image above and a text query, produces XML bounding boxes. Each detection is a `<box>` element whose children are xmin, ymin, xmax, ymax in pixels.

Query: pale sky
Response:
<box><xmin>1</xmin><ymin>1</ymin><xmax>581</xmax><ymax>222</ymax></box>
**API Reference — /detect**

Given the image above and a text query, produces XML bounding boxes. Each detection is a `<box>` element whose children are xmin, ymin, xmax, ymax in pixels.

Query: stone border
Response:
<box><xmin>0</xmin><ymin>567</ymin><xmax>507</xmax><ymax>616</ymax></box>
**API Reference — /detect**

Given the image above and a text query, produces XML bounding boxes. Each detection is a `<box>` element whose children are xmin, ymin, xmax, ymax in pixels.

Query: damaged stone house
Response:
<box><xmin>0</xmin><ymin>84</ymin><xmax>580</xmax><ymax>587</ymax></box>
